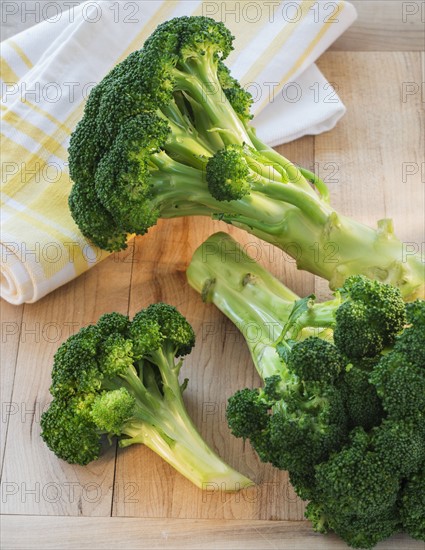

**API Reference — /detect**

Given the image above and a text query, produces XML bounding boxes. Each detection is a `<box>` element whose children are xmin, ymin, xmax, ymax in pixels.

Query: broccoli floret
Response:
<box><xmin>69</xmin><ymin>16</ymin><xmax>259</xmax><ymax>251</ymax></box>
<box><xmin>68</xmin><ymin>18</ymin><xmax>424</xmax><ymax>299</ymax></box>
<box><xmin>400</xmin><ymin>470</ymin><xmax>425</xmax><ymax>541</ymax></box>
<box><xmin>287</xmin><ymin>338</ymin><xmax>343</xmax><ymax>383</ymax></box>
<box><xmin>226</xmin><ymin>387</ymin><xmax>270</xmax><ymax>441</ymax></box>
<box><xmin>187</xmin><ymin>232</ymin><xmax>425</xmax><ymax>548</ymax></box>
<box><xmin>333</xmin><ymin>276</ymin><xmax>406</xmax><ymax>358</ymax></box>
<box><xmin>370</xmin><ymin>305</ymin><xmax>425</xmax><ymax>419</ymax></box>
<box><xmin>340</xmin><ymin>358</ymin><xmax>384</xmax><ymax>430</ymax></box>
<box><xmin>315</xmin><ymin>427</ymin><xmax>400</xmax><ymax>518</ymax></box>
<box><xmin>41</xmin><ymin>304</ymin><xmax>252</xmax><ymax>490</ymax></box>
<box><xmin>206</xmin><ymin>145</ymin><xmax>251</xmax><ymax>201</ymax></box>
<box><xmin>372</xmin><ymin>419</ymin><xmax>425</xmax><ymax>477</ymax></box>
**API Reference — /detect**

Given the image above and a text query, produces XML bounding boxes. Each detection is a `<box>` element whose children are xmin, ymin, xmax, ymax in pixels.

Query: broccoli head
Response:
<box><xmin>187</xmin><ymin>233</ymin><xmax>425</xmax><ymax>548</ymax></box>
<box><xmin>41</xmin><ymin>305</ymin><xmax>252</xmax><ymax>490</ymax></box>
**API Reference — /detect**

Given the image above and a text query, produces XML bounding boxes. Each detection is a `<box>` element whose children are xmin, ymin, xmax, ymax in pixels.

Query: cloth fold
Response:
<box><xmin>1</xmin><ymin>0</ymin><xmax>357</xmax><ymax>304</ymax></box>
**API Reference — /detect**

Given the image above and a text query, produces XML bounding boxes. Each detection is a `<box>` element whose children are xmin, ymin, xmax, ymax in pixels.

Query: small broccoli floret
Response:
<box><xmin>206</xmin><ymin>146</ymin><xmax>251</xmax><ymax>201</ymax></box>
<box><xmin>130</xmin><ymin>302</ymin><xmax>195</xmax><ymax>358</ymax></box>
<box><xmin>41</xmin><ymin>304</ymin><xmax>251</xmax><ymax>490</ymax></box>
<box><xmin>288</xmin><ymin>338</ymin><xmax>343</xmax><ymax>383</ymax></box>
<box><xmin>217</xmin><ymin>61</ymin><xmax>253</xmax><ymax>122</ymax></box>
<box><xmin>400</xmin><ymin>471</ymin><xmax>425</xmax><ymax>541</ymax></box>
<box><xmin>340</xmin><ymin>358</ymin><xmax>384</xmax><ymax>430</ymax></box>
<box><xmin>40</xmin><ymin>395</ymin><xmax>100</xmax><ymax>465</ymax></box>
<box><xmin>94</xmin><ymin>114</ymin><xmax>168</xmax><ymax>235</ymax></box>
<box><xmin>315</xmin><ymin>428</ymin><xmax>400</xmax><ymax>518</ymax></box>
<box><xmin>405</xmin><ymin>299</ymin><xmax>425</xmax><ymax>325</ymax></box>
<box><xmin>226</xmin><ymin>387</ymin><xmax>270</xmax><ymax>441</ymax></box>
<box><xmin>90</xmin><ymin>388</ymin><xmax>136</xmax><ymax>435</ymax></box>
<box><xmin>268</xmin><ymin>382</ymin><xmax>347</xmax><ymax>494</ymax></box>
<box><xmin>68</xmin><ymin>181</ymin><xmax>128</xmax><ymax>252</ymax></box>
<box><xmin>370</xmin><ymin>316</ymin><xmax>425</xmax><ymax>420</ymax></box>
<box><xmin>334</xmin><ymin>275</ymin><xmax>406</xmax><ymax>359</ymax></box>
<box><xmin>372</xmin><ymin>419</ymin><xmax>425</xmax><ymax>477</ymax></box>
<box><xmin>325</xmin><ymin>509</ymin><xmax>400</xmax><ymax>550</ymax></box>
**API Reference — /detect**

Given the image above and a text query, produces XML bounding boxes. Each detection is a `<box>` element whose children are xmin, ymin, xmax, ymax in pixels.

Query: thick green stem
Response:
<box><xmin>121</xmin><ymin>419</ymin><xmax>252</xmax><ymax>490</ymax></box>
<box><xmin>151</xmin><ymin>145</ymin><xmax>424</xmax><ymax>300</ymax></box>
<box><xmin>187</xmin><ymin>232</ymin><xmax>299</xmax><ymax>381</ymax></box>
<box><xmin>119</xmin><ymin>347</ymin><xmax>253</xmax><ymax>490</ymax></box>
<box><xmin>225</xmin><ymin>210</ymin><xmax>424</xmax><ymax>301</ymax></box>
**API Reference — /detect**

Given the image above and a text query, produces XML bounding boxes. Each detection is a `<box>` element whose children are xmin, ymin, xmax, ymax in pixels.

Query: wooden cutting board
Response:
<box><xmin>1</xmin><ymin>3</ymin><xmax>424</xmax><ymax>548</ymax></box>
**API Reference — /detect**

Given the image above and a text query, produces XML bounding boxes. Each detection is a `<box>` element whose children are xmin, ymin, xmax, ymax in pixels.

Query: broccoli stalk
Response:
<box><xmin>187</xmin><ymin>232</ymin><xmax>425</xmax><ymax>548</ymax></box>
<box><xmin>68</xmin><ymin>16</ymin><xmax>424</xmax><ymax>300</ymax></box>
<box><xmin>41</xmin><ymin>304</ymin><xmax>252</xmax><ymax>490</ymax></box>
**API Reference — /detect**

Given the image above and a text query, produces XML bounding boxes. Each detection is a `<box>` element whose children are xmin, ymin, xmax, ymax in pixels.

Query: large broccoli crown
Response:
<box><xmin>333</xmin><ymin>275</ymin><xmax>406</xmax><ymax>359</ymax></box>
<box><xmin>68</xmin><ymin>16</ymin><xmax>254</xmax><ymax>252</ymax></box>
<box><xmin>206</xmin><ymin>145</ymin><xmax>251</xmax><ymax>201</ymax></box>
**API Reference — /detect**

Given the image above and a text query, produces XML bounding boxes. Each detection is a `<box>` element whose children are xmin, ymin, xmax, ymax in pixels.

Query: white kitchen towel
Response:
<box><xmin>1</xmin><ymin>0</ymin><xmax>357</xmax><ymax>304</ymax></box>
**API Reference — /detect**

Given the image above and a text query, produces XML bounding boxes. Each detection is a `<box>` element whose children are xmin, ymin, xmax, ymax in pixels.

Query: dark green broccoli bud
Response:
<box><xmin>390</xmin><ymin>304</ymin><xmax>425</xmax><ymax>366</ymax></box>
<box><xmin>263</xmin><ymin>375</ymin><xmax>282</xmax><ymax>401</ymax></box>
<box><xmin>206</xmin><ymin>146</ymin><xmax>251</xmax><ymax>201</ymax></box>
<box><xmin>405</xmin><ymin>299</ymin><xmax>425</xmax><ymax>326</ymax></box>
<box><xmin>68</xmin><ymin>181</ymin><xmax>128</xmax><ymax>252</ymax></box>
<box><xmin>91</xmin><ymin>388</ymin><xmax>136</xmax><ymax>435</ymax></box>
<box><xmin>142</xmin><ymin>17</ymin><xmax>234</xmax><ymax>101</ymax></box>
<box><xmin>400</xmin><ymin>470</ymin><xmax>425</xmax><ymax>541</ymax></box>
<box><xmin>370</xmin><ymin>326</ymin><xmax>425</xmax><ymax>419</ymax></box>
<box><xmin>96</xmin><ymin>312</ymin><xmax>130</xmax><ymax>337</ymax></box>
<box><xmin>268</xmin><ymin>383</ymin><xmax>347</xmax><ymax>484</ymax></box>
<box><xmin>340</xmin><ymin>358</ymin><xmax>384</xmax><ymax>430</ymax></box>
<box><xmin>325</xmin><ymin>508</ymin><xmax>400</xmax><ymax>550</ymax></box>
<box><xmin>315</xmin><ymin>428</ymin><xmax>400</xmax><ymax>518</ymax></box>
<box><xmin>130</xmin><ymin>303</ymin><xmax>195</xmax><ymax>359</ymax></box>
<box><xmin>226</xmin><ymin>388</ymin><xmax>270</xmax><ymax>440</ymax></box>
<box><xmin>217</xmin><ymin>61</ymin><xmax>253</xmax><ymax>122</ymax></box>
<box><xmin>334</xmin><ymin>275</ymin><xmax>406</xmax><ymax>359</ymax></box>
<box><xmin>41</xmin><ymin>395</ymin><xmax>100</xmax><ymax>465</ymax></box>
<box><xmin>288</xmin><ymin>337</ymin><xmax>343</xmax><ymax>383</ymax></box>
<box><xmin>94</xmin><ymin>113</ymin><xmax>168</xmax><ymax>235</ymax></box>
<box><xmin>100</xmin><ymin>333</ymin><xmax>134</xmax><ymax>378</ymax></box>
<box><xmin>41</xmin><ymin>304</ymin><xmax>252</xmax><ymax>489</ymax></box>
<box><xmin>50</xmin><ymin>325</ymin><xmax>101</xmax><ymax>397</ymax></box>
<box><xmin>372</xmin><ymin>419</ymin><xmax>425</xmax><ymax>477</ymax></box>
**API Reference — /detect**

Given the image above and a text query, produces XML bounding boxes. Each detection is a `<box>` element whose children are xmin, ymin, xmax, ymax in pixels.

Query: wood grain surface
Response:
<box><xmin>1</xmin><ymin>2</ymin><xmax>424</xmax><ymax>549</ymax></box>
<box><xmin>2</xmin><ymin>516</ymin><xmax>424</xmax><ymax>550</ymax></box>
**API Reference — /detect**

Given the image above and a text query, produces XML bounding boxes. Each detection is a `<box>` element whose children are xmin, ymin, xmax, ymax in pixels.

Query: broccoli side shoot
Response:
<box><xmin>41</xmin><ymin>305</ymin><xmax>252</xmax><ymax>490</ymax></box>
